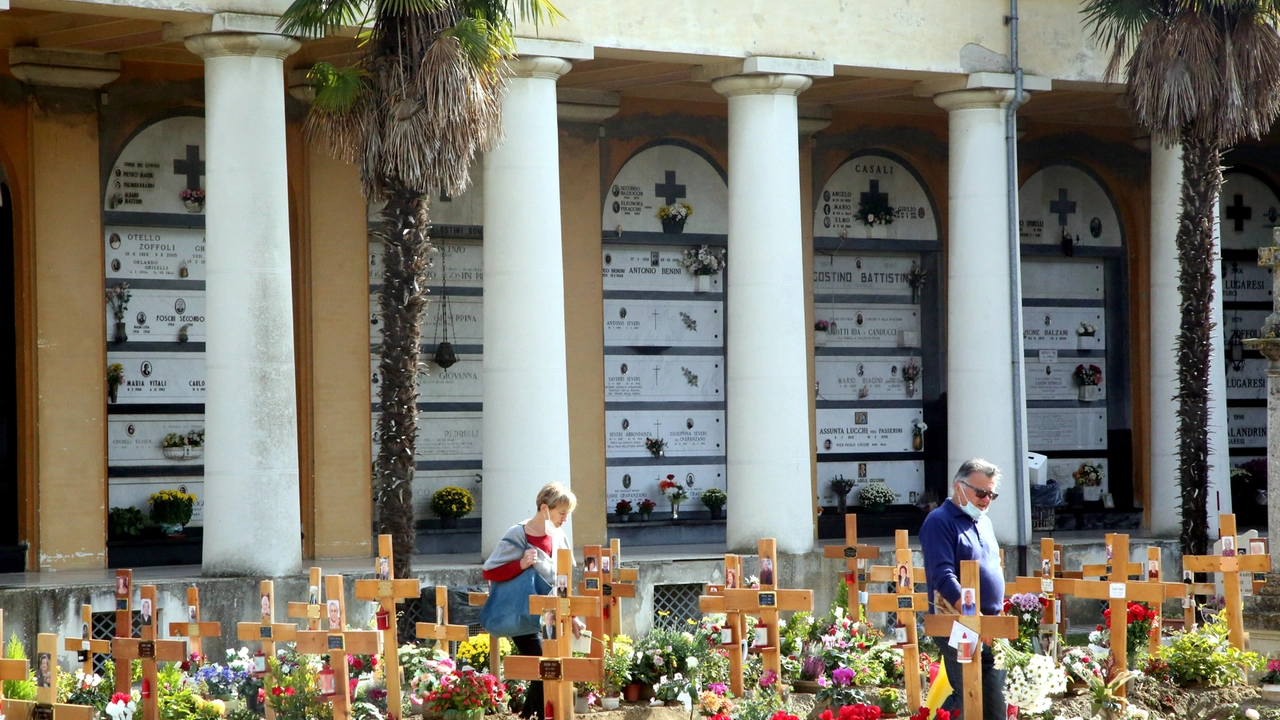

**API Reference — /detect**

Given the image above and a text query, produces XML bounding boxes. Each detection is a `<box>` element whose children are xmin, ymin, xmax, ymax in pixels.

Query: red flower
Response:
<box><xmin>285</xmin><ymin>687</ymin><xmax>296</xmax><ymax>697</ymax></box>
<box><xmin>272</xmin><ymin>686</ymin><xmax>284</xmax><ymax>697</ymax></box>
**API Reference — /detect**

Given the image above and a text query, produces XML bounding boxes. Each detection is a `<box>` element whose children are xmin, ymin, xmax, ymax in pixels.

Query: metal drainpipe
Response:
<box><xmin>1006</xmin><ymin>0</ymin><xmax>1030</xmax><ymax>576</ymax></box>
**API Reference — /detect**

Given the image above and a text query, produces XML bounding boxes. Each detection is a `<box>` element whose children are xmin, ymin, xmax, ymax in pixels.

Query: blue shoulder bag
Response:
<box><xmin>479</xmin><ymin>536</ymin><xmax>552</xmax><ymax>638</ymax></box>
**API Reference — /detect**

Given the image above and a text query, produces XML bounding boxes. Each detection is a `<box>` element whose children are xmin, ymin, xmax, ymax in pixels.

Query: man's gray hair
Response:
<box><xmin>953</xmin><ymin>458</ymin><xmax>1001</xmax><ymax>487</ymax></box>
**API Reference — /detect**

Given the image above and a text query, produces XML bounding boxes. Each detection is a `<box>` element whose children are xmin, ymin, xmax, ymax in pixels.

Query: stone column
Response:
<box><xmin>712</xmin><ymin>71</ymin><xmax>819</xmax><ymax>554</ymax></box>
<box><xmin>481</xmin><ymin>42</ymin><xmax>591</xmax><ymax>553</ymax></box>
<box><xmin>1150</xmin><ymin>142</ymin><xmax>1231</xmax><ymax>537</ymax></box>
<box><xmin>934</xmin><ymin>86</ymin><xmax>1023</xmax><ymax>543</ymax></box>
<box><xmin>185</xmin><ymin>28</ymin><xmax>302</xmax><ymax>576</ymax></box>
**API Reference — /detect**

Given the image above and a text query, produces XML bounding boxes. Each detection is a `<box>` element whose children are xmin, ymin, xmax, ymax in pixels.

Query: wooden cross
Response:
<box><xmin>467</xmin><ymin>591</ymin><xmax>502</xmax><ymax>678</ymax></box>
<box><xmin>503</xmin><ymin>549</ymin><xmax>603</xmax><ymax>720</ymax></box>
<box><xmin>864</xmin><ymin>530</ymin><xmax>927</xmax><ymax>710</ymax></box>
<box><xmin>287</xmin><ymin>567</ymin><xmax>326</xmax><ymax>632</ymax></box>
<box><xmin>1004</xmin><ymin>538</ymin><xmax>1073</xmax><ymax>637</ymax></box>
<box><xmin>1182</xmin><ymin>514</ymin><xmax>1272</xmax><ymax>650</ymax></box>
<box><xmin>822</xmin><ymin>515</ymin><xmax>881</xmax><ymax>624</ymax></box>
<box><xmin>4</xmin><ymin>629</ymin><xmax>94</xmax><ymax>720</ymax></box>
<box><xmin>355</xmin><ymin>535</ymin><xmax>420</xmax><ymax>720</ymax></box>
<box><xmin>698</xmin><ymin>554</ymin><xmax>748</xmax><ymax>696</ymax></box>
<box><xmin>167</xmin><ymin>588</ymin><xmax>221</xmax><ymax>664</ymax></box>
<box><xmin>718</xmin><ymin>540</ymin><xmax>813</xmax><ymax>696</ymax></box>
<box><xmin>296</xmin><ymin>575</ymin><xmax>382</xmax><ymax>720</ymax></box>
<box><xmin>1137</xmin><ymin>547</ymin><xmax>1187</xmax><ymax>654</ymax></box>
<box><xmin>577</xmin><ymin>541</ymin><xmax>638</xmax><ymax>659</ymax></box>
<box><xmin>1240</xmin><ymin>537</ymin><xmax>1270</xmax><ymax>596</ymax></box>
<box><xmin>112</xmin><ymin>570</ymin><xmax>134</xmax><ymax>696</ymax></box>
<box><xmin>64</xmin><ymin>604</ymin><xmax>110</xmax><ymax>677</ymax></box>
<box><xmin>1081</xmin><ymin>534</ymin><xmax>1143</xmax><ymax>581</ymax></box>
<box><xmin>923</xmin><ymin>560</ymin><xmax>1018</xmax><ymax>720</ymax></box>
<box><xmin>237</xmin><ymin>580</ymin><xmax>298</xmax><ymax>720</ymax></box>
<box><xmin>416</xmin><ymin>586</ymin><xmax>469</xmax><ymax>651</ymax></box>
<box><xmin>1055</xmin><ymin>536</ymin><xmax>1167</xmax><ymax>693</ymax></box>
<box><xmin>111</xmin><ymin>586</ymin><xmax>189</xmax><ymax>720</ymax></box>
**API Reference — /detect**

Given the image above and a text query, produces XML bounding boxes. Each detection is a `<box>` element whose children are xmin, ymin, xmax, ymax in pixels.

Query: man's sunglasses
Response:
<box><xmin>960</xmin><ymin>480</ymin><xmax>999</xmax><ymax>501</ymax></box>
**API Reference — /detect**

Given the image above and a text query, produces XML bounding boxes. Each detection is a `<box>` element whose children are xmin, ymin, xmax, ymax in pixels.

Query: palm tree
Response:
<box><xmin>1082</xmin><ymin>0</ymin><xmax>1280</xmax><ymax>555</ymax></box>
<box><xmin>279</xmin><ymin>0</ymin><xmax>559</xmax><ymax>578</ymax></box>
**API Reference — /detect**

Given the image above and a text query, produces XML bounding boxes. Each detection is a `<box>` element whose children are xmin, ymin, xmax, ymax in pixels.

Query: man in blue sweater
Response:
<box><xmin>921</xmin><ymin>459</ymin><xmax>1006</xmax><ymax>720</ymax></box>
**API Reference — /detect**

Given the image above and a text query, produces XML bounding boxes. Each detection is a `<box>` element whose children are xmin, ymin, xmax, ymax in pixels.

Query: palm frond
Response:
<box><xmin>443</xmin><ymin>16</ymin><xmax>512</xmax><ymax>70</ymax></box>
<box><xmin>377</xmin><ymin>0</ymin><xmax>452</xmax><ymax>15</ymax></box>
<box><xmin>506</xmin><ymin>0</ymin><xmax>565</xmax><ymax>26</ymax></box>
<box><xmin>1082</xmin><ymin>0</ymin><xmax>1163</xmax><ymax>51</ymax></box>
<box><xmin>310</xmin><ymin>62</ymin><xmax>370</xmax><ymax>113</ymax></box>
<box><xmin>278</xmin><ymin>0</ymin><xmax>370</xmax><ymax>36</ymax></box>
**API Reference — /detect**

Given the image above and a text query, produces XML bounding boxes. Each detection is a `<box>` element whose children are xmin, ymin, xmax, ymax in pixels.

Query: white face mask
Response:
<box><xmin>959</xmin><ymin>485</ymin><xmax>987</xmax><ymax>521</ymax></box>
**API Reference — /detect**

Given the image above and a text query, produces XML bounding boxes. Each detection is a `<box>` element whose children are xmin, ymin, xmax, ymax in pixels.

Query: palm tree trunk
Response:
<box><xmin>1175</xmin><ymin>131</ymin><xmax>1222</xmax><ymax>557</ymax></box>
<box><xmin>374</xmin><ymin>184</ymin><xmax>432</xmax><ymax>579</ymax></box>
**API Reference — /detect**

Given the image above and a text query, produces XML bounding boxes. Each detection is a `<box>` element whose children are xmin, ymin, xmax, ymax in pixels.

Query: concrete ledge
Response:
<box><xmin>515</xmin><ymin>37</ymin><xmax>594</xmax><ymax>61</ymax></box>
<box><xmin>8</xmin><ymin>47</ymin><xmax>121</xmax><ymax>89</ymax></box>
<box><xmin>913</xmin><ymin>71</ymin><xmax>1053</xmax><ymax>97</ymax></box>
<box><xmin>694</xmin><ymin>56</ymin><xmax>835</xmax><ymax>82</ymax></box>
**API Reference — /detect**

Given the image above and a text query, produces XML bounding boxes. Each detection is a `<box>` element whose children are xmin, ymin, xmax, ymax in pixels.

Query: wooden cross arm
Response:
<box><xmin>286</xmin><ymin>602</ymin><xmax>322</xmax><ymax>621</ymax></box>
<box><xmin>606</xmin><ymin>583</ymin><xmax>637</xmax><ymax>599</ymax></box>
<box><xmin>169</xmin><ymin>621</ymin><xmax>222</xmax><ymax>637</ymax></box>
<box><xmin>528</xmin><ymin>596</ymin><xmax>601</xmax><ymax>617</ymax></box>
<box><xmin>1081</xmin><ymin>562</ymin><xmax>1143</xmax><ymax>578</ymax></box>
<box><xmin>504</xmin><ymin>656</ymin><xmax>604</xmax><ymax>684</ymax></box>
<box><xmin>296</xmin><ymin>630</ymin><xmax>382</xmax><ymax>655</ymax></box>
<box><xmin>110</xmin><ymin>637</ymin><xmax>189</xmax><ymax>662</ymax></box>
<box><xmin>155</xmin><ymin>639</ymin><xmax>190</xmax><ymax>662</ymax></box>
<box><xmin>617</xmin><ymin>568</ymin><xmax>639</xmax><ymax>582</ymax></box>
<box><xmin>1007</xmin><ymin>576</ymin><xmax>1061</xmax><ymax>596</ymax></box>
<box><xmin>922</xmin><ymin>614</ymin><xmax>1018</xmax><ymax>641</ymax></box>
<box><xmin>354</xmin><ymin>579</ymin><xmax>421</xmax><ymax>603</ymax></box>
<box><xmin>3</xmin><ymin>699</ymin><xmax>94</xmax><ymax>720</ymax></box>
<box><xmin>1183</xmin><ymin>554</ymin><xmax>1272</xmax><ymax>573</ymax></box>
<box><xmin>1055</xmin><ymin>579</ymin><xmax>1167</xmax><ymax>605</ymax></box>
<box><xmin>415</xmin><ymin>623</ymin><xmax>470</xmax><ymax>643</ymax></box>
<box><xmin>722</xmin><ymin>588</ymin><xmax>814</xmax><ymax>613</ymax></box>
<box><xmin>823</xmin><ymin>545</ymin><xmax>880</xmax><ymax>561</ymax></box>
<box><xmin>468</xmin><ymin>592</ymin><xmax>489</xmax><ymax>607</ymax></box>
<box><xmin>0</xmin><ymin>656</ymin><xmax>28</xmax><ymax>681</ymax></box>
<box><xmin>62</xmin><ymin>638</ymin><xmax>110</xmax><ymax>654</ymax></box>
<box><xmin>866</xmin><ymin>593</ymin><xmax>927</xmax><ymax>614</ymax></box>
<box><xmin>699</xmin><ymin>596</ymin><xmax>728</xmax><ymax>614</ymax></box>
<box><xmin>237</xmin><ymin>621</ymin><xmax>298</xmax><ymax>642</ymax></box>
<box><xmin>868</xmin><ymin>566</ymin><xmax>926</xmax><ymax>584</ymax></box>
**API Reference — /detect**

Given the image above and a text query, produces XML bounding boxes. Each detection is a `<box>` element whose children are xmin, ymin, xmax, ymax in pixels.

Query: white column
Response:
<box><xmin>712</xmin><ymin>74</ymin><xmax>815</xmax><ymax>554</ymax></box>
<box><xmin>481</xmin><ymin>56</ymin><xmax>574</xmax><ymax>552</ymax></box>
<box><xmin>934</xmin><ymin>88</ymin><xmax>1023</xmax><ymax>544</ymax></box>
<box><xmin>185</xmin><ymin>31</ymin><xmax>302</xmax><ymax>576</ymax></box>
<box><xmin>1150</xmin><ymin>143</ymin><xmax>1231</xmax><ymax>537</ymax></box>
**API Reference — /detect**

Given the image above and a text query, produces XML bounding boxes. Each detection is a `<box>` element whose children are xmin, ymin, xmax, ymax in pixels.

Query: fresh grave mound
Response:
<box><xmin>1048</xmin><ymin>681</ymin><xmax>1273</xmax><ymax>720</ymax></box>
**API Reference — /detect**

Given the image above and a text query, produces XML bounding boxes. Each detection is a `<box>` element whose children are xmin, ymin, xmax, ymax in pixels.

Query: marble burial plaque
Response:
<box><xmin>372</xmin><ymin>411</ymin><xmax>481</xmax><ymax>462</ymax></box>
<box><xmin>1023</xmin><ymin>307</ymin><xmax>1106</xmax><ymax>351</ymax></box>
<box><xmin>605</xmin><ymin>463</ymin><xmax>726</xmax><ymax>507</ymax></box>
<box><xmin>105</xmin><ymin>227</ymin><xmax>206</xmax><ymax>281</ymax></box>
<box><xmin>1025</xmin><ymin>360</ymin><xmax>1109</xmax><ymax>401</ymax></box>
<box><xmin>412</xmin><ymin>469</ymin><xmax>484</xmax><ymax>520</ymax></box>
<box><xmin>819</xmin><ymin>304</ymin><xmax>921</xmax><ymax>348</ymax></box>
<box><xmin>109</xmin><ymin>289</ymin><xmax>206</xmax><ymax>343</ymax></box>
<box><xmin>1221</xmin><ymin>261</ymin><xmax>1273</xmax><ymax>303</ymax></box>
<box><xmin>1026</xmin><ymin>408</ymin><xmax>1108</xmax><ymax>451</ymax></box>
<box><xmin>816</xmin><ymin>407</ymin><xmax>924</xmax><ymax>454</ymax></box>
<box><xmin>602</xmin><ymin>144</ymin><xmax>728</xmax><ymax>235</ymax></box>
<box><xmin>371</xmin><ymin>355</ymin><xmax>482</xmax><ymax>403</ymax></box>
<box><xmin>813</xmin><ymin>155</ymin><xmax>938</xmax><ymax>241</ymax></box>
<box><xmin>603</xmin><ymin>245</ymin><xmax>722</xmax><ymax>293</ymax></box>
<box><xmin>812</xmin><ymin>253</ymin><xmax>920</xmax><ymax>298</ymax></box>
<box><xmin>814</xmin><ymin>355</ymin><xmax>921</xmax><ymax>401</ymax></box>
<box><xmin>1018</xmin><ymin>165</ymin><xmax>1121</xmax><ymax>247</ymax></box>
<box><xmin>108</xmin><ymin>477</ymin><xmax>204</xmax><ymax>524</ymax></box>
<box><xmin>1229</xmin><ymin>407</ymin><xmax>1267</xmax><ymax>449</ymax></box>
<box><xmin>108</xmin><ymin>352</ymin><xmax>205</xmax><ymax>404</ymax></box>
<box><xmin>815</xmin><ymin>460</ymin><xmax>925</xmax><ymax>505</ymax></box>
<box><xmin>604</xmin><ymin>355</ymin><xmax>723</xmax><ymax>402</ymax></box>
<box><xmin>1226</xmin><ymin>359</ymin><xmax>1267</xmax><ymax>401</ymax></box>
<box><xmin>1220</xmin><ymin>172</ymin><xmax>1280</xmax><ymax>250</ymax></box>
<box><xmin>1043</xmin><ymin>457</ymin><xmax>1110</xmax><ymax>493</ymax></box>
<box><xmin>604</xmin><ymin>299</ymin><xmax>723</xmax><ymax>347</ymax></box>
<box><xmin>368</xmin><ymin>240</ymin><xmax>483</xmax><ymax>288</ymax></box>
<box><xmin>604</xmin><ymin>409</ymin><xmax>725</xmax><ymax>458</ymax></box>
<box><xmin>372</xmin><ymin>294</ymin><xmax>482</xmax><ymax>345</ymax></box>
<box><xmin>1021</xmin><ymin>260</ymin><xmax>1105</xmax><ymax>301</ymax></box>
<box><xmin>103</xmin><ymin>115</ymin><xmax>206</xmax><ymax>215</ymax></box>
<box><xmin>1223</xmin><ymin>309</ymin><xmax>1270</xmax><ymax>343</ymax></box>
<box><xmin>108</xmin><ymin>414</ymin><xmax>205</xmax><ymax>466</ymax></box>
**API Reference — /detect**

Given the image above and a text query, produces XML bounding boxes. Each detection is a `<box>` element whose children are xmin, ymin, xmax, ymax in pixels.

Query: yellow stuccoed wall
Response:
<box><xmin>560</xmin><ymin>125</ymin><xmax>608</xmax><ymax>547</ymax></box>
<box><xmin>30</xmin><ymin>91</ymin><xmax>107</xmax><ymax>570</ymax></box>
<box><xmin>304</xmin><ymin>146</ymin><xmax>373</xmax><ymax>559</ymax></box>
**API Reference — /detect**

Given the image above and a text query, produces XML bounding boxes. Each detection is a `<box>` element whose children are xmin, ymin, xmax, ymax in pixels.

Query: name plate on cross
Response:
<box><xmin>328</xmin><ymin>635</ymin><xmax>345</xmax><ymax>651</ymax></box>
<box><xmin>540</xmin><ymin>660</ymin><xmax>562</xmax><ymax>680</ymax></box>
<box><xmin>758</xmin><ymin>592</ymin><xmax>776</xmax><ymax>608</ymax></box>
<box><xmin>139</xmin><ymin>642</ymin><xmax>155</xmax><ymax>659</ymax></box>
<box><xmin>260</xmin><ymin>626</ymin><xmax>272</xmax><ymax>639</ymax></box>
<box><xmin>33</xmin><ymin>704</ymin><xmax>54</xmax><ymax>720</ymax></box>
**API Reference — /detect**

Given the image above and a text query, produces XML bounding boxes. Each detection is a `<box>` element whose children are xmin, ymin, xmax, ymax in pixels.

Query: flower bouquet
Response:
<box><xmin>105</xmin><ymin>692</ymin><xmax>138</xmax><ymax>720</ymax></box>
<box><xmin>422</xmin><ymin>669</ymin><xmax>505</xmax><ymax>719</ymax></box>
<box><xmin>902</xmin><ymin>358</ymin><xmax>921</xmax><ymax>397</ymax></box>
<box><xmin>638</xmin><ymin>498</ymin><xmax>656</xmax><ymax>520</ymax></box>
<box><xmin>180</xmin><ymin>188</ymin><xmax>206</xmax><ymax>213</ymax></box>
<box><xmin>1075</xmin><ymin>363</ymin><xmax>1104</xmax><ymax>401</ymax></box>
<box><xmin>614</xmin><ymin>499</ymin><xmax>633</xmax><ymax>521</ymax></box>
<box><xmin>1102</xmin><ymin>601</ymin><xmax>1154</xmax><ymax>663</ymax></box>
<box><xmin>993</xmin><ymin>639</ymin><xmax>1067</xmax><ymax>716</ymax></box>
<box><xmin>858</xmin><ymin>483</ymin><xmax>896</xmax><ymax>512</ymax></box>
<box><xmin>659</xmin><ymin>475</ymin><xmax>689</xmax><ymax>518</ymax></box>
<box><xmin>1073</xmin><ymin>461</ymin><xmax>1105</xmax><ymax>502</ymax></box>
<box><xmin>1003</xmin><ymin>593</ymin><xmax>1048</xmax><ymax>653</ymax></box>
<box><xmin>659</xmin><ymin>202</ymin><xmax>693</xmax><ymax>234</ymax></box>
<box><xmin>681</xmin><ymin>244</ymin><xmax>724</xmax><ymax>275</ymax></box>
<box><xmin>149</xmin><ymin>488</ymin><xmax>196</xmax><ymax>534</ymax></box>
<box><xmin>645</xmin><ymin>437</ymin><xmax>666</xmax><ymax>457</ymax></box>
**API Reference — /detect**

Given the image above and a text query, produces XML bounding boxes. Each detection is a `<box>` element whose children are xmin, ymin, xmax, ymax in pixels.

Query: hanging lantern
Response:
<box><xmin>376</xmin><ymin>608</ymin><xmax>390</xmax><ymax>631</ymax></box>
<box><xmin>253</xmin><ymin>649</ymin><xmax>267</xmax><ymax>676</ymax></box>
<box><xmin>318</xmin><ymin>665</ymin><xmax>336</xmax><ymax>696</ymax></box>
<box><xmin>753</xmin><ymin>623</ymin><xmax>769</xmax><ymax>648</ymax></box>
<box><xmin>431</xmin><ymin>252</ymin><xmax>459</xmax><ymax>369</ymax></box>
<box><xmin>893</xmin><ymin>622</ymin><xmax>907</xmax><ymax>645</ymax></box>
<box><xmin>1229</xmin><ymin>328</ymin><xmax>1246</xmax><ymax>372</ymax></box>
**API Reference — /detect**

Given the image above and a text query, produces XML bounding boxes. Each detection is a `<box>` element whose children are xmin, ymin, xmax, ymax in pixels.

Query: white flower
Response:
<box><xmin>686</xmin><ymin>657</ymin><xmax>699</xmax><ymax>670</ymax></box>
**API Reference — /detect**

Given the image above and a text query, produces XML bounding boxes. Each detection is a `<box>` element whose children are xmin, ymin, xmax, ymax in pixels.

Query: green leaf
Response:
<box><xmin>309</xmin><ymin>62</ymin><xmax>369</xmax><ymax>114</ymax></box>
<box><xmin>278</xmin><ymin>0</ymin><xmax>371</xmax><ymax>36</ymax></box>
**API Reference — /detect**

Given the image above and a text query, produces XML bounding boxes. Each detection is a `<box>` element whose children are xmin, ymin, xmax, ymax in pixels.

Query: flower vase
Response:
<box><xmin>905</xmin><ymin>379</ymin><xmax>916</xmax><ymax>398</ymax></box>
<box><xmin>814</xmin><ymin>330</ymin><xmax>828</xmax><ymax>347</ymax></box>
<box><xmin>617</xmin><ymin>513</ymin><xmax>631</xmax><ymax>523</ymax></box>
<box><xmin>912</xmin><ymin>433</ymin><xmax>924</xmax><ymax>451</ymax></box>
<box><xmin>639</xmin><ymin>512</ymin><xmax>650</xmax><ymax>523</ymax></box>
<box><xmin>836</xmin><ymin>495</ymin><xmax>848</xmax><ymax>514</ymax></box>
<box><xmin>575</xmin><ymin>695</ymin><xmax>590</xmax><ymax>714</ymax></box>
<box><xmin>708</xmin><ymin>505</ymin><xmax>723</xmax><ymax>520</ymax></box>
<box><xmin>602</xmin><ymin>696</ymin><xmax>621</xmax><ymax>711</ymax></box>
<box><xmin>114</xmin><ymin>321</ymin><xmax>127</xmax><ymax>344</ymax></box>
<box><xmin>1078</xmin><ymin>334</ymin><xmax>1096</xmax><ymax>351</ymax></box>
<box><xmin>1079</xmin><ymin>385</ymin><xmax>1100</xmax><ymax>402</ymax></box>
<box><xmin>694</xmin><ymin>274</ymin><xmax>711</xmax><ymax>293</ymax></box>
<box><xmin>791</xmin><ymin>680</ymin><xmax>822</xmax><ymax>695</ymax></box>
<box><xmin>671</xmin><ymin>503</ymin><xmax>680</xmax><ymax>520</ymax></box>
<box><xmin>1082</xmin><ymin>486</ymin><xmax>1102</xmax><ymax>503</ymax></box>
<box><xmin>183</xmin><ymin>200</ymin><xmax>204</xmax><ymax>214</ymax></box>
<box><xmin>108</xmin><ymin>384</ymin><xmax>119</xmax><ymax>403</ymax></box>
<box><xmin>623</xmin><ymin>684</ymin><xmax>642</xmax><ymax>703</ymax></box>
<box><xmin>661</xmin><ymin>217</ymin><xmax>687</xmax><ymax>234</ymax></box>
